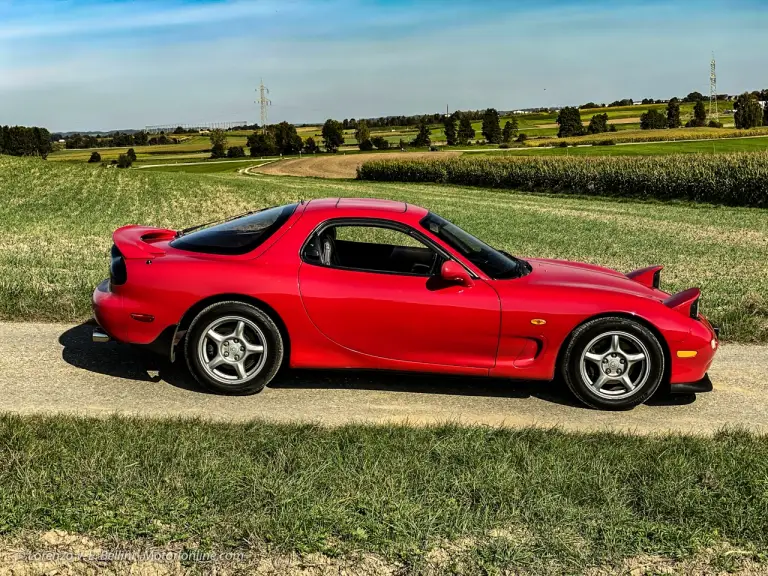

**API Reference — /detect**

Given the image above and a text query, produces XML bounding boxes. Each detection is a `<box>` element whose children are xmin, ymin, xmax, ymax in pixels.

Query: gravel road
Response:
<box><xmin>0</xmin><ymin>321</ymin><xmax>765</xmax><ymax>434</ymax></box>
<box><xmin>254</xmin><ymin>151</ymin><xmax>460</xmax><ymax>178</ymax></box>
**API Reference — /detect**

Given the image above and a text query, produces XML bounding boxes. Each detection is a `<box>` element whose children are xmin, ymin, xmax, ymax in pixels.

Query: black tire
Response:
<box><xmin>561</xmin><ymin>316</ymin><xmax>665</xmax><ymax>410</ymax></box>
<box><xmin>185</xmin><ymin>301</ymin><xmax>284</xmax><ymax>395</ymax></box>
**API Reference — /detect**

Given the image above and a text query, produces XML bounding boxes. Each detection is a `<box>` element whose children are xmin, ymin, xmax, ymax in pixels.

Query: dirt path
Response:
<box><xmin>0</xmin><ymin>321</ymin><xmax>765</xmax><ymax>434</ymax></box>
<box><xmin>255</xmin><ymin>151</ymin><xmax>460</xmax><ymax>178</ymax></box>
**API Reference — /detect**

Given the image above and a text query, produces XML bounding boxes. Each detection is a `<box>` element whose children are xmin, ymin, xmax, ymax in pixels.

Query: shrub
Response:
<box><xmin>734</xmin><ymin>92</ymin><xmax>764</xmax><ymax>129</ymax></box>
<box><xmin>558</xmin><ymin>141</ymin><xmax>568</xmax><ymax>148</ymax></box>
<box><xmin>640</xmin><ymin>109</ymin><xmax>667</xmax><ymax>130</ymax></box>
<box><xmin>227</xmin><ymin>146</ymin><xmax>245</xmax><ymax>158</ymax></box>
<box><xmin>356</xmin><ymin>153</ymin><xmax>768</xmax><ymax>208</ymax></box>
<box><xmin>248</xmin><ymin>133</ymin><xmax>278</xmax><ymax>156</ymax></box>
<box><xmin>498</xmin><ymin>143</ymin><xmax>510</xmax><ymax>149</ymax></box>
<box><xmin>593</xmin><ymin>140</ymin><xmax>616</xmax><ymax>146</ymax></box>
<box><xmin>209</xmin><ymin>129</ymin><xmax>227</xmax><ymax>158</ymax></box>
<box><xmin>359</xmin><ymin>139</ymin><xmax>374</xmax><ymax>152</ymax></box>
<box><xmin>126</xmin><ymin>148</ymin><xmax>137</xmax><ymax>162</ymax></box>
<box><xmin>371</xmin><ymin>136</ymin><xmax>390</xmax><ymax>150</ymax></box>
<box><xmin>210</xmin><ymin>143</ymin><xmax>226</xmax><ymax>159</ymax></box>
<box><xmin>708</xmin><ymin>120</ymin><xmax>724</xmax><ymax>128</ymax></box>
<box><xmin>516</xmin><ymin>133</ymin><xmax>528</xmax><ymax>143</ymax></box>
<box><xmin>87</xmin><ymin>151</ymin><xmax>101</xmax><ymax>163</ymax></box>
<box><xmin>303</xmin><ymin>137</ymin><xmax>319</xmax><ymax>153</ymax></box>
<box><xmin>116</xmin><ymin>154</ymin><xmax>132</xmax><ymax>169</ymax></box>
<box><xmin>556</xmin><ymin>106</ymin><xmax>585</xmax><ymax>137</ymax></box>
<box><xmin>587</xmin><ymin>113</ymin><xmax>609</xmax><ymax>134</ymax></box>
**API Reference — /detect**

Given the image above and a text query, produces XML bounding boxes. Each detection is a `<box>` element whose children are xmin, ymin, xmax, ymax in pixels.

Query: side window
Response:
<box><xmin>335</xmin><ymin>226</ymin><xmax>424</xmax><ymax>247</ymax></box>
<box><xmin>304</xmin><ymin>223</ymin><xmax>441</xmax><ymax>276</ymax></box>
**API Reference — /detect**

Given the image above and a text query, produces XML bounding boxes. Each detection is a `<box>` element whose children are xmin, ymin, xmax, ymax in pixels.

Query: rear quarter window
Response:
<box><xmin>170</xmin><ymin>203</ymin><xmax>297</xmax><ymax>255</ymax></box>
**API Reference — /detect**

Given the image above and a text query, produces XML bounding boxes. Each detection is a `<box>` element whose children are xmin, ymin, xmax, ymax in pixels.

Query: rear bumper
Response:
<box><xmin>670</xmin><ymin>373</ymin><xmax>713</xmax><ymax>394</ymax></box>
<box><xmin>92</xmin><ymin>278</ymin><xmax>176</xmax><ymax>355</ymax></box>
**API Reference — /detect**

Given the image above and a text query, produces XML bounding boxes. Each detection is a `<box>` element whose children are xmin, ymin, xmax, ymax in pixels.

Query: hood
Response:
<box><xmin>525</xmin><ymin>258</ymin><xmax>662</xmax><ymax>299</ymax></box>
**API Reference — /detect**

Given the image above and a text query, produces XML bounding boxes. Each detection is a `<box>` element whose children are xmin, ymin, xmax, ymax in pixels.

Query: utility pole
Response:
<box><xmin>709</xmin><ymin>53</ymin><xmax>719</xmax><ymax>122</ymax></box>
<box><xmin>256</xmin><ymin>79</ymin><xmax>271</xmax><ymax>134</ymax></box>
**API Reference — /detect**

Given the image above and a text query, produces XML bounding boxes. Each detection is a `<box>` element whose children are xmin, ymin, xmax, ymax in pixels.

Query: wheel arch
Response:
<box><xmin>176</xmin><ymin>293</ymin><xmax>291</xmax><ymax>366</ymax></box>
<box><xmin>555</xmin><ymin>312</ymin><xmax>672</xmax><ymax>385</ymax></box>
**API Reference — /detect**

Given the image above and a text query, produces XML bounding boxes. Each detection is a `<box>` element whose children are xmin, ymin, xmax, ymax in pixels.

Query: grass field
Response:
<box><xmin>478</xmin><ymin>135</ymin><xmax>768</xmax><ymax>156</ymax></box>
<box><xmin>1</xmin><ymin>414</ymin><xmax>768</xmax><ymax>574</ymax></box>
<box><xmin>139</xmin><ymin>159</ymin><xmax>276</xmax><ymax>173</ymax></box>
<box><xmin>46</xmin><ymin>103</ymin><xmax>738</xmax><ymax>161</ymax></box>
<box><xmin>0</xmin><ymin>154</ymin><xmax>766</xmax><ymax>342</ymax></box>
<box><xmin>525</xmin><ymin>126</ymin><xmax>768</xmax><ymax>148</ymax></box>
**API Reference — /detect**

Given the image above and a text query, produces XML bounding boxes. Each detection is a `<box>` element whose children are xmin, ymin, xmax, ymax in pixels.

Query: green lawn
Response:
<box><xmin>1</xmin><ymin>414</ymin><xmax>767</xmax><ymax>574</ymax></box>
<box><xmin>0</xmin><ymin>154</ymin><xmax>765</xmax><ymax>341</ymax></box>
<box><xmin>139</xmin><ymin>159</ymin><xmax>275</xmax><ymax>173</ymax></box>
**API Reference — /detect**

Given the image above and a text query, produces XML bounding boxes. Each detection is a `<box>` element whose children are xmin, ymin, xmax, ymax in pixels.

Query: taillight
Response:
<box><xmin>690</xmin><ymin>296</ymin><xmax>700</xmax><ymax>319</ymax></box>
<box><xmin>110</xmin><ymin>244</ymin><xmax>127</xmax><ymax>285</ymax></box>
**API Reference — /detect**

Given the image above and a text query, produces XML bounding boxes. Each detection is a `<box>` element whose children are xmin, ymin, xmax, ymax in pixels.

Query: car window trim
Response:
<box><xmin>300</xmin><ymin>217</ymin><xmax>478</xmax><ymax>279</ymax></box>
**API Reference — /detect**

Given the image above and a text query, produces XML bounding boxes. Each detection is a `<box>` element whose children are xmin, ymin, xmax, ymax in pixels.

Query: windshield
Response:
<box><xmin>420</xmin><ymin>212</ymin><xmax>525</xmax><ymax>279</ymax></box>
<box><xmin>170</xmin><ymin>204</ymin><xmax>298</xmax><ymax>255</ymax></box>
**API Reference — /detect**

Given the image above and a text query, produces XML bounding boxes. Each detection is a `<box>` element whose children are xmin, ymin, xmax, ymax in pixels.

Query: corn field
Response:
<box><xmin>357</xmin><ymin>152</ymin><xmax>768</xmax><ymax>207</ymax></box>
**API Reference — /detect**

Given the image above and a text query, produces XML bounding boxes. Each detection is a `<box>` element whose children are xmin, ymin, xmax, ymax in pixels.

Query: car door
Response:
<box><xmin>297</xmin><ymin>219</ymin><xmax>500</xmax><ymax>369</ymax></box>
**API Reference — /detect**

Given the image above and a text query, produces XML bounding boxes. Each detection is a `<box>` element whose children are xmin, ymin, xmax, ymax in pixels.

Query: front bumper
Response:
<box><xmin>670</xmin><ymin>373</ymin><xmax>713</xmax><ymax>394</ymax></box>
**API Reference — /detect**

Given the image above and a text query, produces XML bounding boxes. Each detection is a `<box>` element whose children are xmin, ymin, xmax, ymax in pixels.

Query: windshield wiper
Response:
<box><xmin>175</xmin><ymin>209</ymin><xmax>261</xmax><ymax>237</ymax></box>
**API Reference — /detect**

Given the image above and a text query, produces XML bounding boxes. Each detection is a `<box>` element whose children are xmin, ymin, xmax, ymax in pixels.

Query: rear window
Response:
<box><xmin>170</xmin><ymin>203</ymin><xmax>297</xmax><ymax>255</ymax></box>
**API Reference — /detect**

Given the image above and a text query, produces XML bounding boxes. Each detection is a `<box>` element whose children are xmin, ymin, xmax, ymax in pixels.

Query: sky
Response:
<box><xmin>0</xmin><ymin>0</ymin><xmax>766</xmax><ymax>132</ymax></box>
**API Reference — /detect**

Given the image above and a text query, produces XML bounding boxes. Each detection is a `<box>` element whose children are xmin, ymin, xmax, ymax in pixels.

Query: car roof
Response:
<box><xmin>303</xmin><ymin>198</ymin><xmax>428</xmax><ymax>221</ymax></box>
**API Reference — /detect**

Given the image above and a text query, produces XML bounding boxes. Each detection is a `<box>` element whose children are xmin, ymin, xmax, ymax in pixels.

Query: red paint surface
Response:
<box><xmin>94</xmin><ymin>198</ymin><xmax>717</xmax><ymax>385</ymax></box>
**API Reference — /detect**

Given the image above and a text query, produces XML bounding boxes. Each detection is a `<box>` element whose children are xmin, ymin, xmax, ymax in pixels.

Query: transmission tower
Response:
<box><xmin>256</xmin><ymin>79</ymin><xmax>271</xmax><ymax>133</ymax></box>
<box><xmin>709</xmin><ymin>54</ymin><xmax>719</xmax><ymax>121</ymax></box>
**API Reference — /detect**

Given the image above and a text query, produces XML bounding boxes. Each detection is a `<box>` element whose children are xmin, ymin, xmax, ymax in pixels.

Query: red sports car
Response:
<box><xmin>92</xmin><ymin>198</ymin><xmax>718</xmax><ymax>410</ymax></box>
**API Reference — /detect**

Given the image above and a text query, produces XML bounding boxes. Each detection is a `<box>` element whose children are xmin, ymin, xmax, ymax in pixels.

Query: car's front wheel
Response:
<box><xmin>561</xmin><ymin>317</ymin><xmax>665</xmax><ymax>410</ymax></box>
<box><xmin>185</xmin><ymin>301</ymin><xmax>284</xmax><ymax>395</ymax></box>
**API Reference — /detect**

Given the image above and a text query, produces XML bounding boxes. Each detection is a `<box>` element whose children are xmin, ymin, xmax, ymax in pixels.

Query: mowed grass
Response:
<box><xmin>138</xmin><ymin>159</ymin><xmax>275</xmax><ymax>174</ymax></box>
<box><xmin>0</xmin><ymin>155</ymin><xmax>766</xmax><ymax>341</ymax></box>
<box><xmin>1</xmin><ymin>414</ymin><xmax>768</xmax><ymax>574</ymax></box>
<box><xmin>477</xmin><ymin>135</ymin><xmax>768</xmax><ymax>156</ymax></box>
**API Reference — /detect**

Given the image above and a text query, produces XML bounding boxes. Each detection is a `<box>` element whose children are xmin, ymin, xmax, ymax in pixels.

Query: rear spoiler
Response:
<box><xmin>113</xmin><ymin>225</ymin><xmax>176</xmax><ymax>259</ymax></box>
<box><xmin>627</xmin><ymin>265</ymin><xmax>663</xmax><ymax>289</ymax></box>
<box><xmin>663</xmin><ymin>287</ymin><xmax>701</xmax><ymax>319</ymax></box>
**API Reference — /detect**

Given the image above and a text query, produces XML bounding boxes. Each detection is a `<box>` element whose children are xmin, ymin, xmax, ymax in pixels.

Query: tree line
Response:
<box><xmin>58</xmin><ymin>131</ymin><xmax>180</xmax><ymax>149</ymax></box>
<box><xmin>558</xmin><ymin>91</ymin><xmax>768</xmax><ymax>137</ymax></box>
<box><xmin>340</xmin><ymin>109</ymin><xmax>490</xmax><ymax>131</ymax></box>
<box><xmin>581</xmin><ymin>89</ymin><xmax>768</xmax><ymax>109</ymax></box>
<box><xmin>0</xmin><ymin>126</ymin><xmax>53</xmax><ymax>158</ymax></box>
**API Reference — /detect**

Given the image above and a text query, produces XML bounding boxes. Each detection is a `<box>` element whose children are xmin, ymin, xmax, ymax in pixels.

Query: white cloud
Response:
<box><xmin>0</xmin><ymin>0</ymin><xmax>293</xmax><ymax>40</ymax></box>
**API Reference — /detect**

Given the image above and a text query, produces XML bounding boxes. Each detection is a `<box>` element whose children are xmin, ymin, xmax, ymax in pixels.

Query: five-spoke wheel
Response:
<box><xmin>185</xmin><ymin>301</ymin><xmax>284</xmax><ymax>394</ymax></box>
<box><xmin>562</xmin><ymin>317</ymin><xmax>665</xmax><ymax>410</ymax></box>
<box><xmin>198</xmin><ymin>316</ymin><xmax>268</xmax><ymax>384</ymax></box>
<box><xmin>580</xmin><ymin>331</ymin><xmax>650</xmax><ymax>400</ymax></box>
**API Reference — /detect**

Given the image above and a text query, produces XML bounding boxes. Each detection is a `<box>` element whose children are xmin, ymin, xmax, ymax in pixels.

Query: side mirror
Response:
<box><xmin>440</xmin><ymin>261</ymin><xmax>474</xmax><ymax>287</ymax></box>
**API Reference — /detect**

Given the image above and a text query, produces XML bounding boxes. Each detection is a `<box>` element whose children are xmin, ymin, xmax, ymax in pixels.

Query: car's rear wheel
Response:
<box><xmin>185</xmin><ymin>301</ymin><xmax>284</xmax><ymax>395</ymax></box>
<box><xmin>561</xmin><ymin>317</ymin><xmax>665</xmax><ymax>410</ymax></box>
